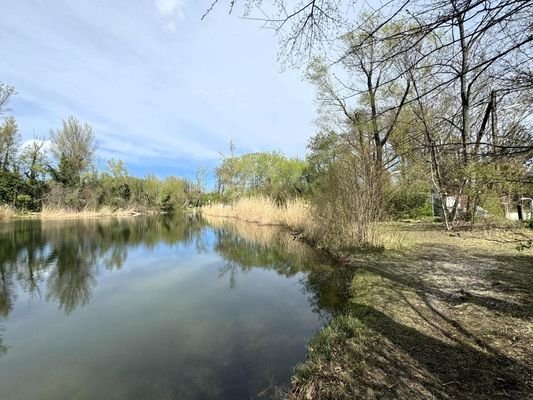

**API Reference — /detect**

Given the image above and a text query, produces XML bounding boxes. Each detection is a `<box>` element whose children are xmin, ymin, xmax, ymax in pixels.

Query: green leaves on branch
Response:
<box><xmin>216</xmin><ymin>151</ymin><xmax>308</xmax><ymax>204</ymax></box>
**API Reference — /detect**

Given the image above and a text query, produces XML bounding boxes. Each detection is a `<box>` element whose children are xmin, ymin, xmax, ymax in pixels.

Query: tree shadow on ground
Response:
<box><xmin>352</xmin><ymin>244</ymin><xmax>533</xmax><ymax>319</ymax></box>
<box><xmin>349</xmin><ymin>303</ymin><xmax>531</xmax><ymax>399</ymax></box>
<box><xmin>334</xmin><ymin>243</ymin><xmax>533</xmax><ymax>399</ymax></box>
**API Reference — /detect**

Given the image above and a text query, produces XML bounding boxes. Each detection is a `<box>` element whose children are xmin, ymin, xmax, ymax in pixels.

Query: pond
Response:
<box><xmin>0</xmin><ymin>214</ymin><xmax>344</xmax><ymax>400</ymax></box>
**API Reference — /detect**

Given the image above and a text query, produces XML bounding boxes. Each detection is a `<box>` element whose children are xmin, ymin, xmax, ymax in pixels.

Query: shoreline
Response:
<box><xmin>0</xmin><ymin>207</ymin><xmax>204</xmax><ymax>221</ymax></box>
<box><xmin>202</xmin><ymin>214</ymin><xmax>533</xmax><ymax>400</ymax></box>
<box><xmin>1</xmin><ymin>209</ymin><xmax>146</xmax><ymax>221</ymax></box>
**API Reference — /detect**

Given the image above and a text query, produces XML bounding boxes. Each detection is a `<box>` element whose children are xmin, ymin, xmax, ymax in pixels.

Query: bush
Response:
<box><xmin>310</xmin><ymin>154</ymin><xmax>385</xmax><ymax>249</ymax></box>
<box><xmin>15</xmin><ymin>194</ymin><xmax>32</xmax><ymax>211</ymax></box>
<box><xmin>160</xmin><ymin>194</ymin><xmax>175</xmax><ymax>213</ymax></box>
<box><xmin>387</xmin><ymin>190</ymin><xmax>433</xmax><ymax>220</ymax></box>
<box><xmin>0</xmin><ymin>171</ymin><xmax>44</xmax><ymax>211</ymax></box>
<box><xmin>480</xmin><ymin>191</ymin><xmax>505</xmax><ymax>219</ymax></box>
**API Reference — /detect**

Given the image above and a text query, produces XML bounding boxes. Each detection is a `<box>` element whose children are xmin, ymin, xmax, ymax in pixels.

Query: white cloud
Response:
<box><xmin>165</xmin><ymin>21</ymin><xmax>177</xmax><ymax>32</ymax></box>
<box><xmin>155</xmin><ymin>0</ymin><xmax>185</xmax><ymax>19</ymax></box>
<box><xmin>0</xmin><ymin>0</ymin><xmax>315</xmax><ymax>178</ymax></box>
<box><xmin>19</xmin><ymin>139</ymin><xmax>52</xmax><ymax>155</ymax></box>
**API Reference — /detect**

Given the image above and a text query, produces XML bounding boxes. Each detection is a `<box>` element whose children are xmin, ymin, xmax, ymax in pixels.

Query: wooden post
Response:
<box><xmin>516</xmin><ymin>194</ymin><xmax>523</xmax><ymax>221</ymax></box>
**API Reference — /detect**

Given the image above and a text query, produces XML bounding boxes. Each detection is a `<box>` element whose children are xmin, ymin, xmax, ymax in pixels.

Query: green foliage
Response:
<box><xmin>305</xmin><ymin>131</ymin><xmax>339</xmax><ymax>187</ymax></box>
<box><xmin>480</xmin><ymin>191</ymin><xmax>505</xmax><ymax>219</ymax></box>
<box><xmin>0</xmin><ymin>171</ymin><xmax>28</xmax><ymax>204</ymax></box>
<box><xmin>215</xmin><ymin>151</ymin><xmax>308</xmax><ymax>204</ymax></box>
<box><xmin>160</xmin><ymin>176</ymin><xmax>192</xmax><ymax>209</ymax></box>
<box><xmin>106</xmin><ymin>158</ymin><xmax>128</xmax><ymax>179</ymax></box>
<box><xmin>290</xmin><ymin>314</ymin><xmax>368</xmax><ymax>399</ymax></box>
<box><xmin>0</xmin><ymin>116</ymin><xmax>20</xmax><ymax>172</ymax></box>
<box><xmin>305</xmin><ymin>131</ymin><xmax>352</xmax><ymax>198</ymax></box>
<box><xmin>50</xmin><ymin>154</ymin><xmax>81</xmax><ymax>186</ymax></box>
<box><xmin>0</xmin><ymin>91</ymin><xmax>202</xmax><ymax>214</ymax></box>
<box><xmin>0</xmin><ymin>170</ymin><xmax>43</xmax><ymax>211</ymax></box>
<box><xmin>0</xmin><ymin>112</ymin><xmax>47</xmax><ymax>211</ymax></box>
<box><xmin>49</xmin><ymin>116</ymin><xmax>97</xmax><ymax>187</ymax></box>
<box><xmin>19</xmin><ymin>139</ymin><xmax>48</xmax><ymax>182</ymax></box>
<box><xmin>96</xmin><ymin>160</ymin><xmax>132</xmax><ymax>209</ymax></box>
<box><xmin>199</xmin><ymin>192</ymin><xmax>221</xmax><ymax>205</ymax></box>
<box><xmin>20</xmin><ymin>152</ymin><xmax>197</xmax><ymax>213</ymax></box>
<box><xmin>15</xmin><ymin>194</ymin><xmax>32</xmax><ymax>211</ymax></box>
<box><xmin>116</xmin><ymin>183</ymin><xmax>131</xmax><ymax>202</ymax></box>
<box><xmin>388</xmin><ymin>190</ymin><xmax>433</xmax><ymax>220</ymax></box>
<box><xmin>160</xmin><ymin>194</ymin><xmax>175</xmax><ymax>213</ymax></box>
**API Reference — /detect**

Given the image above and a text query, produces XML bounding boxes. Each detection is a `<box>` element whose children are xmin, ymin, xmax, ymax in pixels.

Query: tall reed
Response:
<box><xmin>202</xmin><ymin>196</ymin><xmax>315</xmax><ymax>234</ymax></box>
<box><xmin>0</xmin><ymin>204</ymin><xmax>16</xmax><ymax>219</ymax></box>
<box><xmin>39</xmin><ymin>205</ymin><xmax>139</xmax><ymax>219</ymax></box>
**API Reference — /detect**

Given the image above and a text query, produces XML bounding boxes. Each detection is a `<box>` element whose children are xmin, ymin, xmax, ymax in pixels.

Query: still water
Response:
<box><xmin>0</xmin><ymin>215</ymin><xmax>341</xmax><ymax>399</ymax></box>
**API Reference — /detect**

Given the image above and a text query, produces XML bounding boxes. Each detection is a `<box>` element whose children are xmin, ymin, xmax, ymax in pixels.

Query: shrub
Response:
<box><xmin>387</xmin><ymin>190</ymin><xmax>433</xmax><ymax>220</ymax></box>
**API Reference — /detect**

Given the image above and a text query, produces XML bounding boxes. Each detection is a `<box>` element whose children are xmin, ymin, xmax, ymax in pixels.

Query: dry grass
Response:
<box><xmin>203</xmin><ymin>197</ymin><xmax>416</xmax><ymax>251</ymax></box>
<box><xmin>393</xmin><ymin>221</ymin><xmax>533</xmax><ymax>253</ymax></box>
<box><xmin>38</xmin><ymin>206</ymin><xmax>141</xmax><ymax>219</ymax></box>
<box><xmin>376</xmin><ymin>221</ymin><xmax>533</xmax><ymax>253</ymax></box>
<box><xmin>203</xmin><ymin>197</ymin><xmax>316</xmax><ymax>233</ymax></box>
<box><xmin>0</xmin><ymin>204</ymin><xmax>16</xmax><ymax>219</ymax></box>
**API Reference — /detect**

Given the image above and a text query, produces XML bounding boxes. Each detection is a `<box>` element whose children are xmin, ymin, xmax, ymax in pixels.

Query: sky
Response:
<box><xmin>0</xmin><ymin>0</ymin><xmax>316</xmax><ymax>179</ymax></box>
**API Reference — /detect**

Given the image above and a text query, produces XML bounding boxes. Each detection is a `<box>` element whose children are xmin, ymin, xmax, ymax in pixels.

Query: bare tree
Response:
<box><xmin>49</xmin><ymin>116</ymin><xmax>97</xmax><ymax>186</ymax></box>
<box><xmin>0</xmin><ymin>116</ymin><xmax>20</xmax><ymax>172</ymax></box>
<box><xmin>19</xmin><ymin>138</ymin><xmax>48</xmax><ymax>183</ymax></box>
<box><xmin>0</xmin><ymin>83</ymin><xmax>15</xmax><ymax>116</ymax></box>
<box><xmin>206</xmin><ymin>0</ymin><xmax>532</xmax><ymax>233</ymax></box>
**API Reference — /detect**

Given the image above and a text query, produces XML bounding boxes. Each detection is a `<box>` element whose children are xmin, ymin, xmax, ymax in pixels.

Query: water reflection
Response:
<box><xmin>0</xmin><ymin>214</ymin><xmax>343</xmax><ymax>400</ymax></box>
<box><xmin>0</xmin><ymin>214</ymin><xmax>347</xmax><ymax>351</ymax></box>
<box><xmin>0</xmin><ymin>214</ymin><xmax>206</xmax><ymax>318</ymax></box>
<box><xmin>208</xmin><ymin>218</ymin><xmax>353</xmax><ymax>316</ymax></box>
<box><xmin>0</xmin><ymin>214</ymin><xmax>344</xmax><ymax>321</ymax></box>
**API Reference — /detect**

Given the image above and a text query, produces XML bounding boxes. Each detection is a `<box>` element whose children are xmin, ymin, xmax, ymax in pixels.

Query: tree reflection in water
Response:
<box><xmin>0</xmin><ymin>213</ymin><xmax>207</xmax><ymax>352</ymax></box>
<box><xmin>0</xmin><ymin>213</ymin><xmax>346</xmax><ymax>360</ymax></box>
<box><xmin>208</xmin><ymin>218</ymin><xmax>352</xmax><ymax>318</ymax></box>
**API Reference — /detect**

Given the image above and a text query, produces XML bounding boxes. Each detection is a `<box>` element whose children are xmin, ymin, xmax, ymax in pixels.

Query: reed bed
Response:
<box><xmin>206</xmin><ymin>215</ymin><xmax>320</xmax><ymax>265</ymax></box>
<box><xmin>202</xmin><ymin>196</ymin><xmax>315</xmax><ymax>233</ymax></box>
<box><xmin>39</xmin><ymin>206</ymin><xmax>140</xmax><ymax>219</ymax></box>
<box><xmin>0</xmin><ymin>204</ymin><xmax>16</xmax><ymax>219</ymax></box>
<box><xmin>203</xmin><ymin>197</ymin><xmax>410</xmax><ymax>251</ymax></box>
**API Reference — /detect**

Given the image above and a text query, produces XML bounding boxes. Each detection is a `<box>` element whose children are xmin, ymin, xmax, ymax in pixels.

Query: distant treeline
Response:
<box><xmin>0</xmin><ymin>85</ymin><xmax>201</xmax><ymax>213</ymax></box>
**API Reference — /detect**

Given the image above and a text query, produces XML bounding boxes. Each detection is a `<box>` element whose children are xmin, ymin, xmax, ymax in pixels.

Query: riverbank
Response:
<box><xmin>203</xmin><ymin>197</ymin><xmax>395</xmax><ymax>250</ymax></box>
<box><xmin>203</xmin><ymin>214</ymin><xmax>533</xmax><ymax>399</ymax></box>
<box><xmin>202</xmin><ymin>199</ymin><xmax>529</xmax><ymax>251</ymax></box>
<box><xmin>286</xmin><ymin>224</ymin><xmax>532</xmax><ymax>399</ymax></box>
<box><xmin>202</xmin><ymin>197</ymin><xmax>311</xmax><ymax>231</ymax></box>
<box><xmin>0</xmin><ymin>205</ymin><xmax>150</xmax><ymax>220</ymax></box>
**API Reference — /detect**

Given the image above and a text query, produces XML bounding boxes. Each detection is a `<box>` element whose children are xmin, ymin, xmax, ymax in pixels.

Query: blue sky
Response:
<box><xmin>0</xmin><ymin>0</ymin><xmax>316</xmax><ymax>179</ymax></box>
